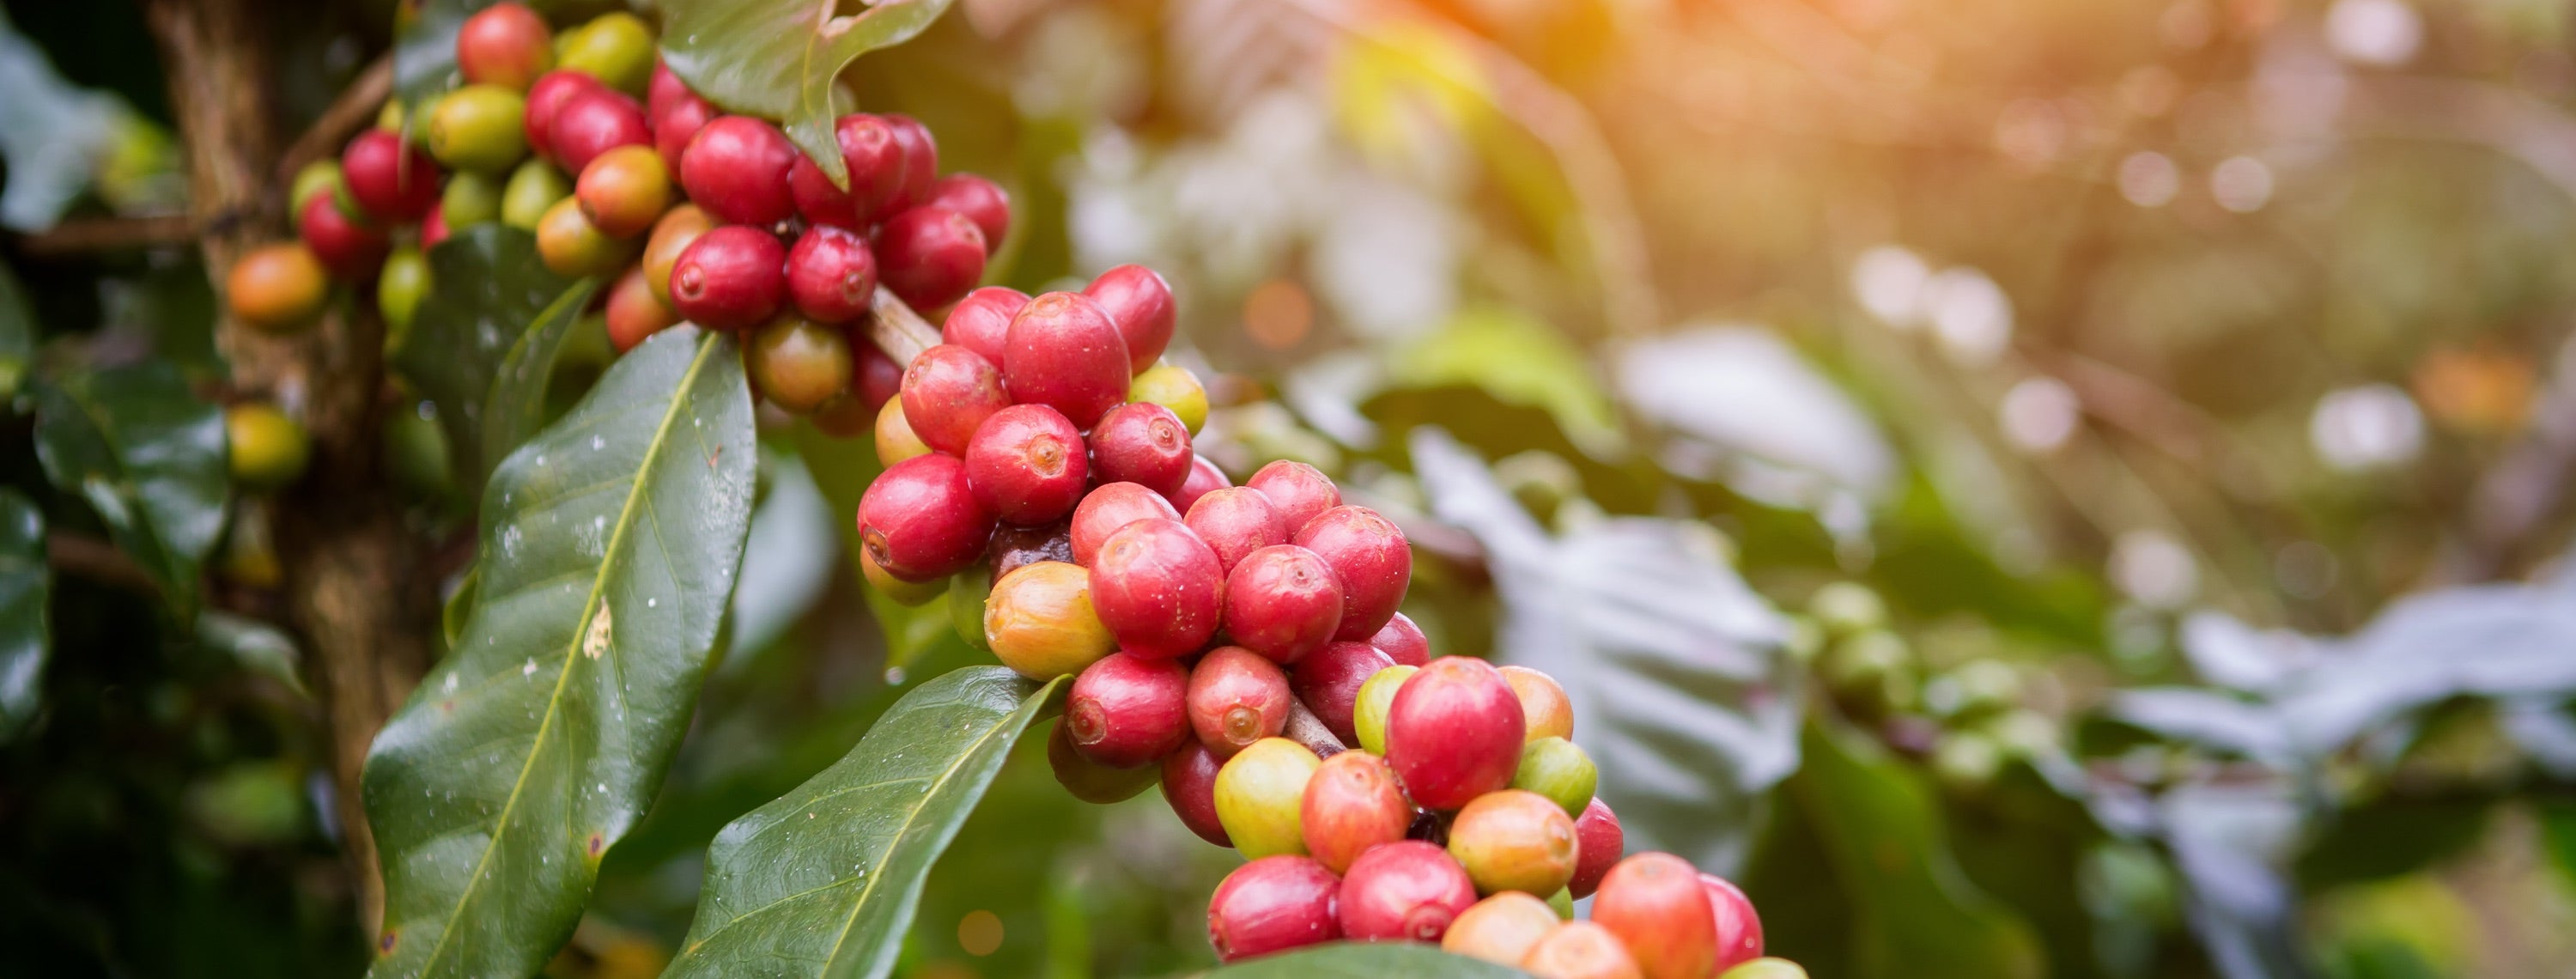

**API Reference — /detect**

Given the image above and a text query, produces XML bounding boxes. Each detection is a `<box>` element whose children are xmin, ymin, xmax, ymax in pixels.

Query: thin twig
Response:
<box><xmin>274</xmin><ymin>55</ymin><xmax>393</xmax><ymax>195</ymax></box>
<box><xmin>12</xmin><ymin>215</ymin><xmax>200</xmax><ymax>257</ymax></box>
<box><xmin>46</xmin><ymin>532</ymin><xmax>161</xmax><ymax>594</ymax></box>
<box><xmin>866</xmin><ymin>287</ymin><xmax>942</xmax><ymax>362</ymax></box>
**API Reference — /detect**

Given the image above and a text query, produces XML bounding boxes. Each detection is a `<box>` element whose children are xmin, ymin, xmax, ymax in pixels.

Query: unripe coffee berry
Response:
<box><xmin>964</xmin><ymin>404</ymin><xmax>1087</xmax><ymax>525</ymax></box>
<box><xmin>857</xmin><ymin>453</ymin><xmax>996</xmax><ymax>582</ymax></box>
<box><xmin>1569</xmin><ymin>798</ymin><xmax>1624</xmax><ymax>899</ymax></box>
<box><xmin>227</xmin><ymin>242</ymin><xmax>330</xmax><ymax>332</ymax></box>
<box><xmin>1720</xmin><ymin>959</ymin><xmax>1808</xmax><ymax>979</ymax></box>
<box><xmin>1170</xmin><ymin>453</ymin><xmax>1231</xmax><ymax>514</ymax></box>
<box><xmin>1127</xmin><ymin>362</ymin><xmax>1208</xmax><ymax>435</ymax></box>
<box><xmin>1246</xmin><ymin>460</ymin><xmax>1340</xmax><ymax>537</ymax></box>
<box><xmin>641</xmin><ymin>204</ymin><xmax>714</xmax><ymax>305</ymax></box>
<box><xmin>1161</xmin><ymin>741</ymin><xmax>1232</xmax><ymax>847</ymax></box>
<box><xmin>1352</xmin><ymin>664</ymin><xmax>1419</xmax><ymax>757</ymax></box>
<box><xmin>226</xmin><ymin>404</ymin><xmax>311</xmax><ymax>493</ymax></box>
<box><xmin>1384</xmin><ymin>656</ymin><xmax>1525</xmax><ymax>810</ymax></box>
<box><xmin>1084</xmin><ymin>264</ymin><xmax>1177</xmax><ymax>373</ymax></box>
<box><xmin>1370</xmin><ymin>611</ymin><xmax>1431</xmax><ymax>667</ymax></box>
<box><xmin>680</xmin><ymin>116</ymin><xmax>799</xmax><ymax>227</ymax></box>
<box><xmin>548</xmin><ymin>88</ymin><xmax>651</xmax><ymax>176</ymax></box>
<box><xmin>860</xmin><ymin>546</ymin><xmax>946</xmax><ymax>607</ymax></box>
<box><xmin>556</xmin><ymin>12</ymin><xmax>655</xmax><ymax>95</ymax></box>
<box><xmin>375</xmin><ymin>245</ymin><xmax>427</xmax><ymax>337</ymax></box>
<box><xmin>1066</xmin><ymin>652</ymin><xmax>1190</xmax><ymax>769</ymax></box>
<box><xmin>1001</xmin><ymin>290</ymin><xmax>1129</xmax><ymax>429</ymax></box>
<box><xmin>298</xmin><ymin>195</ymin><xmax>390</xmax><ymax>281</ymax></box>
<box><xmin>1206</xmin><ymin>854</ymin><xmax>1340</xmax><ymax>963</ymax></box>
<box><xmin>1502</xmin><ymin>665</ymin><xmax>1575</xmax><ymax>742</ymax></box>
<box><xmin>926</xmin><ymin>173</ymin><xmax>1010</xmax><ymax>252</ymax></box>
<box><xmin>1068</xmin><ymin>482</ymin><xmax>1180</xmax><ymax>566</ymax></box>
<box><xmin>1224</xmin><ymin>546</ymin><xmax>1343</xmax><ymax>666</ymax></box>
<box><xmin>1088</xmin><ymin>518</ymin><xmax>1224</xmax><ymax>659</ymax></box>
<box><xmin>1087</xmin><ymin>402</ymin><xmax>1193</xmax><ymax>496</ymax></box>
<box><xmin>1047</xmin><ymin>720</ymin><xmax>1157</xmax><ymax>805</ymax></box>
<box><xmin>1298</xmin><ymin>750</ymin><xmax>1410</xmax><ymax>874</ymax></box>
<box><xmin>897</xmin><ymin>344</ymin><xmax>1008</xmax><ymax>457</ymax></box>
<box><xmin>455</xmin><ymin>3</ymin><xmax>552</xmax><ymax>90</ymax></box>
<box><xmin>440</xmin><ymin>168</ymin><xmax>505</xmax><ymax>228</ymax></box>
<box><xmin>1213</xmin><ymin>736</ymin><xmax>1320</xmax><ymax>859</ymax></box>
<box><xmin>1449</xmin><ymin>789</ymin><xmax>1579</xmax><ymax>897</ymax></box>
<box><xmin>746</xmin><ymin>314</ymin><xmax>854</xmax><ymax>415</ymax></box>
<box><xmin>940</xmin><ymin>286</ymin><xmax>1029</xmax><ymax>365</ymax></box>
<box><xmin>1337</xmin><ymin>840</ymin><xmax>1477</xmax><ymax>943</ymax></box>
<box><xmin>1293</xmin><ymin>505</ymin><xmax>1412</xmax><ymax>642</ymax></box>
<box><xmin>341</xmin><ymin>130</ymin><xmax>441</xmax><ymax>223</ymax></box>
<box><xmin>1520</xmin><ymin>921</ymin><xmax>1643</xmax><ymax>979</ymax></box>
<box><xmin>1291</xmin><ymin>640</ymin><xmax>1393</xmax><ymax>744</ymax></box>
<box><xmin>426</xmin><ymin>84</ymin><xmax>529</xmax><ymax>173</ymax></box>
<box><xmin>669</xmin><ymin>225</ymin><xmax>787</xmax><ymax>331</ymax></box>
<box><xmin>876</xmin><ymin>206</ymin><xmax>987</xmax><ymax>311</ymax></box>
<box><xmin>534</xmin><ymin>197</ymin><xmax>639</xmax><ymax>277</ymax></box>
<box><xmin>605</xmin><ymin>265</ymin><xmax>678</xmax><ymax>353</ymax></box>
<box><xmin>500</xmin><ymin>157</ymin><xmax>571</xmax><ymax>230</ymax></box>
<box><xmin>1591</xmin><ymin>853</ymin><xmax>1719</xmax><ymax>979</ymax></box>
<box><xmin>289</xmin><ymin>160</ymin><xmax>343</xmax><ymax>219</ymax></box>
<box><xmin>782</xmin><ymin>225</ymin><xmax>878</xmax><ymax>325</ymax></box>
<box><xmin>1514</xmin><ymin>737</ymin><xmax>1599</xmax><ymax>819</ymax></box>
<box><xmin>1186</xmin><ymin>486</ymin><xmax>1287</xmax><ymax>574</ymax></box>
<box><xmin>574</xmin><ymin>144</ymin><xmax>671</xmax><ymax>238</ymax></box>
<box><xmin>872</xmin><ymin>398</ymin><xmax>931</xmax><ymax>466</ymax></box>
<box><xmin>1701</xmin><ymin>873</ymin><xmax>1765</xmax><ymax>972</ymax></box>
<box><xmin>523</xmin><ymin>70</ymin><xmax>604</xmax><ymax>164</ymax></box>
<box><xmin>1189</xmin><ymin>647</ymin><xmax>1293</xmax><ymax>759</ymax></box>
<box><xmin>651</xmin><ymin>91</ymin><xmax>714</xmax><ymax>176</ymax></box>
<box><xmin>982</xmin><ymin>561</ymin><xmax>1115</xmax><ymax>680</ymax></box>
<box><xmin>1443</xmin><ymin>892</ymin><xmax>1562</xmax><ymax>967</ymax></box>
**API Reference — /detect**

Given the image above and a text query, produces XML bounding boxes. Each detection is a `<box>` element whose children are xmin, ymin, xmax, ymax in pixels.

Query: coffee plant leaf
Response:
<box><xmin>481</xmin><ymin>277</ymin><xmax>604</xmax><ymax>473</ymax></box>
<box><xmin>1202</xmin><ymin>943</ymin><xmax>1532</xmax><ymax>976</ymax></box>
<box><xmin>0</xmin><ymin>490</ymin><xmax>47</xmax><ymax>738</ymax></box>
<box><xmin>392</xmin><ymin>224</ymin><xmax>579</xmax><ymax>485</ymax></box>
<box><xmin>0</xmin><ymin>261</ymin><xmax>33</xmax><ymax>401</ymax></box>
<box><xmin>659</xmin><ymin>0</ymin><xmax>955</xmax><ymax>189</ymax></box>
<box><xmin>31</xmin><ymin>361</ymin><xmax>227</xmax><ymax>617</ymax></box>
<box><xmin>362</xmin><ymin>327</ymin><xmax>756</xmax><ymax>978</ymax></box>
<box><xmin>664</xmin><ymin>666</ymin><xmax>1064</xmax><ymax>979</ymax></box>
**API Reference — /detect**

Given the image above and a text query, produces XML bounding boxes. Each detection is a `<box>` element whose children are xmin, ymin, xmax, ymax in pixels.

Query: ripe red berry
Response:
<box><xmin>646</xmin><ymin>59</ymin><xmax>689</xmax><ymax>119</ymax></box>
<box><xmin>1295</xmin><ymin>505</ymin><xmax>1412</xmax><ymax>642</ymax></box>
<box><xmin>1593</xmin><ymin>854</ymin><xmax>1719</xmax><ymax>979</ymax></box>
<box><xmin>651</xmin><ymin>91</ymin><xmax>714</xmax><ymax>175</ymax></box>
<box><xmin>1001</xmin><ymin>291</ymin><xmax>1129</xmax><ymax>429</ymax></box>
<box><xmin>1206</xmin><ymin>854</ymin><xmax>1341</xmax><ymax>963</ymax></box>
<box><xmin>1370</xmin><ymin>611</ymin><xmax>1431</xmax><ymax>667</ymax></box>
<box><xmin>875</xmin><ymin>206</ymin><xmax>986</xmax><ymax>311</ymax></box>
<box><xmin>964</xmin><ymin>404</ymin><xmax>1087</xmax><ymax>525</ymax></box>
<box><xmin>1291</xmin><ymin>640</ymin><xmax>1393</xmax><ymax>745</ymax></box>
<box><xmin>1068</xmin><ymin>482</ymin><xmax>1180</xmax><ymax>566</ymax></box>
<box><xmin>1299</xmin><ymin>750</ymin><xmax>1410</xmax><ymax>875</ymax></box>
<box><xmin>854</xmin><ymin>337</ymin><xmax>902</xmax><ymax>410</ymax></box>
<box><xmin>679</xmin><ymin>116</ymin><xmax>799</xmax><ymax>227</ymax></box>
<box><xmin>1170</xmin><ymin>453</ymin><xmax>1231</xmax><ymax>514</ymax></box>
<box><xmin>1247</xmin><ymin>460</ymin><xmax>1340</xmax><ymax>537</ymax></box>
<box><xmin>1570</xmin><ymin>798</ymin><xmax>1624</xmax><ymax>899</ymax></box>
<box><xmin>1084</xmin><ymin>264</ymin><xmax>1177</xmax><ymax>373</ymax></box>
<box><xmin>340</xmin><ymin>131</ymin><xmax>441</xmax><ymax>223</ymax></box>
<box><xmin>1088</xmin><ymin>518</ymin><xmax>1224</xmax><ymax>659</ymax></box>
<box><xmin>940</xmin><ymin>286</ymin><xmax>1029</xmax><ymax>365</ymax></box>
<box><xmin>421</xmin><ymin>206</ymin><xmax>452</xmax><ymax>248</ymax></box>
<box><xmin>1385</xmin><ymin>657</ymin><xmax>1526</xmax><ymax>810</ymax></box>
<box><xmin>1702</xmin><ymin>873</ymin><xmax>1765</xmax><ymax>972</ymax></box>
<box><xmin>883</xmin><ymin>113</ymin><xmax>939</xmax><ymax>211</ymax></box>
<box><xmin>524</xmin><ymin>70</ymin><xmax>604</xmax><ymax>164</ymax></box>
<box><xmin>548</xmin><ymin>88</ymin><xmax>651</xmax><ymax>176</ymax></box>
<box><xmin>787</xmin><ymin>113</ymin><xmax>907</xmax><ymax>228</ymax></box>
<box><xmin>856</xmin><ymin>453</ymin><xmax>997</xmax><ymax>581</ymax></box>
<box><xmin>1188</xmin><ymin>646</ymin><xmax>1292</xmax><ymax>758</ymax></box>
<box><xmin>668</xmin><ymin>225</ymin><xmax>787</xmax><ymax>331</ymax></box>
<box><xmin>1522</xmin><ymin>921</ymin><xmax>1643</xmax><ymax>979</ymax></box>
<box><xmin>298</xmin><ymin>195</ymin><xmax>391</xmax><ymax>280</ymax></box>
<box><xmin>784</xmin><ymin>225</ymin><xmax>878</xmax><ymax>324</ymax></box>
<box><xmin>1449</xmin><ymin>789</ymin><xmax>1580</xmax><ymax>897</ymax></box>
<box><xmin>1186</xmin><ymin>486</ymin><xmax>1288</xmax><ymax>574</ymax></box>
<box><xmin>1087</xmin><ymin>402</ymin><xmax>1193</xmax><ymax>496</ymax></box>
<box><xmin>1047</xmin><ymin>720</ymin><xmax>1158</xmax><ymax>804</ymax></box>
<box><xmin>1066</xmin><ymin>652</ymin><xmax>1190</xmax><ymax>769</ymax></box>
<box><xmin>574</xmin><ymin>144</ymin><xmax>672</xmax><ymax>238</ymax></box>
<box><xmin>987</xmin><ymin>520</ymin><xmax>1074</xmax><ymax>586</ymax></box>
<box><xmin>1502</xmin><ymin>665</ymin><xmax>1576</xmax><ymax>742</ymax></box>
<box><xmin>1161</xmin><ymin>740</ymin><xmax>1233</xmax><ymax>847</ymax></box>
<box><xmin>1337</xmin><ymin>840</ymin><xmax>1478</xmax><ymax>943</ymax></box>
<box><xmin>605</xmin><ymin>265</ymin><xmax>678</xmax><ymax>353</ymax></box>
<box><xmin>897</xmin><ymin>344</ymin><xmax>1008</xmax><ymax>457</ymax></box>
<box><xmin>926</xmin><ymin>173</ymin><xmax>1009</xmax><ymax>252</ymax></box>
<box><xmin>1224</xmin><ymin>545</ymin><xmax>1343</xmax><ymax>666</ymax></box>
<box><xmin>457</xmin><ymin>3</ymin><xmax>553</xmax><ymax>91</ymax></box>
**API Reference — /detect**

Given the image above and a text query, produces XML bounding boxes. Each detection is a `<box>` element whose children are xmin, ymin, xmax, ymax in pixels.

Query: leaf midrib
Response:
<box><xmin>412</xmin><ymin>333</ymin><xmax>722</xmax><ymax>973</ymax></box>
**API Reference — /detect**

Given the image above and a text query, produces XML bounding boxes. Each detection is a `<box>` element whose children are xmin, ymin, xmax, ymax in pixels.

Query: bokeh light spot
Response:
<box><xmin>958</xmin><ymin>909</ymin><xmax>1004</xmax><ymax>957</ymax></box>
<box><xmin>1243</xmin><ymin>278</ymin><xmax>1313</xmax><ymax>351</ymax></box>
<box><xmin>2119</xmin><ymin>152</ymin><xmax>2180</xmax><ymax>207</ymax></box>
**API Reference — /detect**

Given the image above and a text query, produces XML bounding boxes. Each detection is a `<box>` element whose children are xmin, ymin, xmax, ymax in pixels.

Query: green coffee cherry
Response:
<box><xmin>1721</xmin><ymin>958</ymin><xmax>1812</xmax><ymax>979</ymax></box>
<box><xmin>1808</xmin><ymin>581</ymin><xmax>1886</xmax><ymax>636</ymax></box>
<box><xmin>1511</xmin><ymin>737</ymin><xmax>1598</xmax><ymax>818</ymax></box>
<box><xmin>557</xmin><ymin>13</ymin><xmax>654</xmax><ymax>94</ymax></box>
<box><xmin>1212</xmin><ymin>737</ymin><xmax>1320</xmax><ymax>859</ymax></box>
<box><xmin>383</xmin><ymin>403</ymin><xmax>453</xmax><ymax>500</ymax></box>
<box><xmin>1546</xmin><ymin>888</ymin><xmax>1574</xmax><ymax>921</ymax></box>
<box><xmin>378</xmin><ymin>245</ymin><xmax>431</xmax><ymax>343</ymax></box>
<box><xmin>501</xmin><ymin>158</ymin><xmax>572</xmax><ymax>231</ymax></box>
<box><xmin>1127</xmin><ymin>362</ymin><xmax>1209</xmax><ymax>435</ymax></box>
<box><xmin>1822</xmin><ymin>629</ymin><xmax>1914</xmax><ymax>714</ymax></box>
<box><xmin>441</xmin><ymin>169</ymin><xmax>506</xmax><ymax>229</ymax></box>
<box><xmin>289</xmin><ymin>160</ymin><xmax>343</xmax><ymax>217</ymax></box>
<box><xmin>374</xmin><ymin>99</ymin><xmax>406</xmax><ymax>133</ymax></box>
<box><xmin>950</xmin><ymin>567</ymin><xmax>993</xmax><ymax>651</ymax></box>
<box><xmin>226</xmin><ymin>404</ymin><xmax>311</xmax><ymax>494</ymax></box>
<box><xmin>1352</xmin><ymin>664</ymin><xmax>1419</xmax><ymax>756</ymax></box>
<box><xmin>426</xmin><ymin>84</ymin><xmax>528</xmax><ymax>173</ymax></box>
<box><xmin>1931</xmin><ymin>732</ymin><xmax>2003</xmax><ymax>790</ymax></box>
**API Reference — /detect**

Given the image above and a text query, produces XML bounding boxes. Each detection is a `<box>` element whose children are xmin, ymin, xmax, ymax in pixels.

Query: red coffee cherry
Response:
<box><xmin>651</xmin><ymin>91</ymin><xmax>714</xmax><ymax>176</ymax></box>
<box><xmin>1522</xmin><ymin>921</ymin><xmax>1643</xmax><ymax>979</ymax></box>
<box><xmin>1185</xmin><ymin>486</ymin><xmax>1288</xmax><ymax>574</ymax></box>
<box><xmin>1047</xmin><ymin>720</ymin><xmax>1158</xmax><ymax>804</ymax></box>
<box><xmin>457</xmin><ymin>3</ymin><xmax>553</xmax><ymax>91</ymax></box>
<box><xmin>940</xmin><ymin>286</ymin><xmax>1029</xmax><ymax>365</ymax></box>
<box><xmin>642</xmin><ymin>204</ymin><xmax>714</xmax><ymax>304</ymax></box>
<box><xmin>1224</xmin><ymin>545</ymin><xmax>1343</xmax><ymax>666</ymax></box>
<box><xmin>1001</xmin><ymin>291</ymin><xmax>1129</xmax><ymax>429</ymax></box>
<box><xmin>1293</xmin><ymin>505</ymin><xmax>1413</xmax><ymax>642</ymax></box>
<box><xmin>854</xmin><ymin>336</ymin><xmax>902</xmax><ymax>410</ymax></box>
<box><xmin>1170</xmin><ymin>453</ymin><xmax>1231</xmax><ymax>514</ymax></box>
<box><xmin>1592</xmin><ymin>854</ymin><xmax>1719</xmax><ymax>979</ymax></box>
<box><xmin>855</xmin><ymin>453</ymin><xmax>997</xmax><ymax>582</ymax></box>
<box><xmin>1337</xmin><ymin>840</ymin><xmax>1478</xmax><ymax>943</ymax></box>
<box><xmin>1385</xmin><ymin>656</ymin><xmax>1526</xmax><ymax>810</ymax></box>
<box><xmin>1084</xmin><ymin>264</ymin><xmax>1177</xmax><ymax>373</ymax></box>
<box><xmin>1068</xmin><ymin>482</ymin><xmax>1179</xmax><ymax>566</ymax></box>
<box><xmin>646</xmin><ymin>59</ymin><xmax>690</xmax><ymax>121</ymax></box>
<box><xmin>1502</xmin><ymin>665</ymin><xmax>1576</xmax><ymax>742</ymax></box>
<box><xmin>876</xmin><ymin>206</ymin><xmax>987</xmax><ymax>311</ymax></box>
<box><xmin>784</xmin><ymin>225</ymin><xmax>878</xmax><ymax>324</ymax></box>
<box><xmin>574</xmin><ymin>144</ymin><xmax>672</xmax><ymax>238</ymax></box>
<box><xmin>883</xmin><ymin>113</ymin><xmax>939</xmax><ymax>212</ymax></box>
<box><xmin>298</xmin><ymin>195</ymin><xmax>391</xmax><ymax>280</ymax></box>
<box><xmin>1206</xmin><ymin>855</ymin><xmax>1341</xmax><ymax>963</ymax></box>
<box><xmin>1188</xmin><ymin>647</ymin><xmax>1292</xmax><ymax>758</ymax></box>
<box><xmin>987</xmin><ymin>520</ymin><xmax>1074</xmax><ymax>587</ymax></box>
<box><xmin>926</xmin><ymin>173</ymin><xmax>1009</xmax><ymax>252</ymax></box>
<box><xmin>548</xmin><ymin>88</ymin><xmax>651</xmax><ymax>176</ymax></box>
<box><xmin>1291</xmin><ymin>640</ymin><xmax>1394</xmax><ymax>745</ymax></box>
<box><xmin>897</xmin><ymin>344</ymin><xmax>1008</xmax><ymax>457</ymax></box>
<box><xmin>1449</xmin><ymin>789</ymin><xmax>1580</xmax><ymax>897</ymax></box>
<box><xmin>1161</xmin><ymin>740</ymin><xmax>1234</xmax><ymax>847</ymax></box>
<box><xmin>1089</xmin><ymin>518</ymin><xmax>1224</xmax><ymax>659</ymax></box>
<box><xmin>668</xmin><ymin>225</ymin><xmax>787</xmax><ymax>331</ymax></box>
<box><xmin>1299</xmin><ymin>750</ymin><xmax>1410</xmax><ymax>875</ymax></box>
<box><xmin>678</xmin><ymin>116</ymin><xmax>799</xmax><ymax>227</ymax></box>
<box><xmin>524</xmin><ymin>70</ymin><xmax>605</xmax><ymax>164</ymax></box>
<box><xmin>421</xmin><ymin>207</ymin><xmax>452</xmax><ymax>248</ymax></box>
<box><xmin>1066</xmin><ymin>652</ymin><xmax>1190</xmax><ymax>769</ymax></box>
<box><xmin>1247</xmin><ymin>460</ymin><xmax>1341</xmax><ymax>537</ymax></box>
<box><xmin>1701</xmin><ymin>873</ymin><xmax>1765</xmax><ymax>972</ymax></box>
<box><xmin>964</xmin><ymin>404</ymin><xmax>1087</xmax><ymax>525</ymax></box>
<box><xmin>1569</xmin><ymin>798</ymin><xmax>1624</xmax><ymax>899</ymax></box>
<box><xmin>787</xmin><ymin>113</ymin><xmax>907</xmax><ymax>228</ymax></box>
<box><xmin>1087</xmin><ymin>402</ymin><xmax>1193</xmax><ymax>496</ymax></box>
<box><xmin>1370</xmin><ymin>611</ymin><xmax>1431</xmax><ymax>667</ymax></box>
<box><xmin>605</xmin><ymin>265</ymin><xmax>678</xmax><ymax>353</ymax></box>
<box><xmin>340</xmin><ymin>131</ymin><xmax>441</xmax><ymax>223</ymax></box>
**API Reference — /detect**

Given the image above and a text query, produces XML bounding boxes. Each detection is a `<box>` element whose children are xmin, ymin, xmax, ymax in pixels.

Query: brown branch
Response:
<box><xmin>275</xmin><ymin>55</ymin><xmax>393</xmax><ymax>194</ymax></box>
<box><xmin>12</xmin><ymin>216</ymin><xmax>199</xmax><ymax>257</ymax></box>
<box><xmin>45</xmin><ymin>532</ymin><xmax>161</xmax><ymax>594</ymax></box>
<box><xmin>865</xmin><ymin>287</ymin><xmax>942</xmax><ymax>363</ymax></box>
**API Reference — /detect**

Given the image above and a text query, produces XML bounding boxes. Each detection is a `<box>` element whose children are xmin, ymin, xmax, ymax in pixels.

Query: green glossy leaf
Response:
<box><xmin>0</xmin><ymin>490</ymin><xmax>48</xmax><ymax>739</ymax></box>
<box><xmin>441</xmin><ymin>565</ymin><xmax>477</xmax><ymax>652</ymax></box>
<box><xmin>31</xmin><ymin>362</ymin><xmax>227</xmax><ymax>616</ymax></box>
<box><xmin>665</xmin><ymin>666</ymin><xmax>1063</xmax><ymax>979</ymax></box>
<box><xmin>392</xmin><ymin>224</ymin><xmax>579</xmax><ymax>485</ymax></box>
<box><xmin>362</xmin><ymin>328</ymin><xmax>756</xmax><ymax>978</ymax></box>
<box><xmin>197</xmin><ymin>610</ymin><xmax>306</xmax><ymax>698</ymax></box>
<box><xmin>0</xmin><ymin>261</ymin><xmax>34</xmax><ymax>401</ymax></box>
<box><xmin>1387</xmin><ymin>307</ymin><xmax>1622</xmax><ymax>457</ymax></box>
<box><xmin>481</xmin><ymin>277</ymin><xmax>604</xmax><ymax>471</ymax></box>
<box><xmin>1203</xmin><ymin>944</ymin><xmax>1531</xmax><ymax>977</ymax></box>
<box><xmin>659</xmin><ymin>0</ymin><xmax>956</xmax><ymax>187</ymax></box>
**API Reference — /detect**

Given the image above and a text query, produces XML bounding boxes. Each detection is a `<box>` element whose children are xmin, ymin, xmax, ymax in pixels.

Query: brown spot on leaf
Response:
<box><xmin>379</xmin><ymin>930</ymin><xmax>398</xmax><ymax>954</ymax></box>
<box><xmin>582</xmin><ymin>601</ymin><xmax>613</xmax><ymax>660</ymax></box>
<box><xmin>587</xmin><ymin>832</ymin><xmax>605</xmax><ymax>858</ymax></box>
